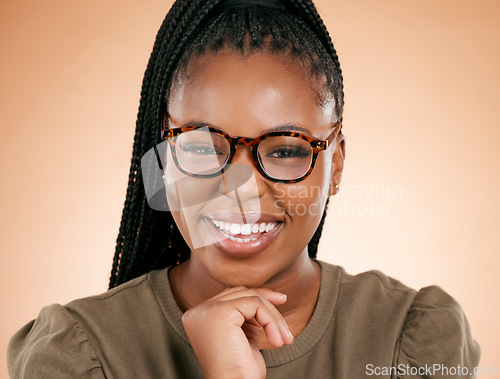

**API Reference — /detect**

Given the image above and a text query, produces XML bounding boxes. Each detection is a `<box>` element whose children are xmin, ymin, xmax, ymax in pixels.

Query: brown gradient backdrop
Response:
<box><xmin>1</xmin><ymin>0</ymin><xmax>499</xmax><ymax>376</ymax></box>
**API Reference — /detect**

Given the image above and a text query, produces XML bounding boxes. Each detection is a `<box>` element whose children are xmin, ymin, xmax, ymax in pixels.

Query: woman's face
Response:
<box><xmin>165</xmin><ymin>51</ymin><xmax>345</xmax><ymax>287</ymax></box>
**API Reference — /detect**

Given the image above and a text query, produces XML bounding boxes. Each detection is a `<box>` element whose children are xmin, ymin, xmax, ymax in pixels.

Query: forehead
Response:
<box><xmin>168</xmin><ymin>52</ymin><xmax>335</xmax><ymax>137</ymax></box>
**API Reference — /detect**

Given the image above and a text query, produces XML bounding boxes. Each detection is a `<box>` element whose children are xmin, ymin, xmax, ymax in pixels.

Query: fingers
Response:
<box><xmin>208</xmin><ymin>285</ymin><xmax>252</xmax><ymax>301</ymax></box>
<box><xmin>222</xmin><ymin>294</ymin><xmax>294</xmax><ymax>348</ymax></box>
<box><xmin>238</xmin><ymin>297</ymin><xmax>293</xmax><ymax>347</ymax></box>
<box><xmin>192</xmin><ymin>286</ymin><xmax>294</xmax><ymax>348</ymax></box>
<box><xmin>210</xmin><ymin>286</ymin><xmax>288</xmax><ymax>306</ymax></box>
<box><xmin>181</xmin><ymin>286</ymin><xmax>294</xmax><ymax>378</ymax></box>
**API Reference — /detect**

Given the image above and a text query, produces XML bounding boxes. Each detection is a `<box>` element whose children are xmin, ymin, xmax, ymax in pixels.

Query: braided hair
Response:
<box><xmin>109</xmin><ymin>0</ymin><xmax>344</xmax><ymax>289</ymax></box>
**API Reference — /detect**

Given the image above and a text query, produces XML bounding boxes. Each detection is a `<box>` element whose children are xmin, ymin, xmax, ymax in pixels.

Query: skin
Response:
<box><xmin>166</xmin><ymin>51</ymin><xmax>345</xmax><ymax>378</ymax></box>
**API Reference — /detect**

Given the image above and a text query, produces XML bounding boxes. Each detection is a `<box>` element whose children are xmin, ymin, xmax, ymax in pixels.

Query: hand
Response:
<box><xmin>181</xmin><ymin>286</ymin><xmax>294</xmax><ymax>379</ymax></box>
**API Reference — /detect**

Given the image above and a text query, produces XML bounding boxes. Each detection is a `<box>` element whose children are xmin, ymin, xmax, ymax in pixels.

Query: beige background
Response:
<box><xmin>1</xmin><ymin>0</ymin><xmax>499</xmax><ymax>376</ymax></box>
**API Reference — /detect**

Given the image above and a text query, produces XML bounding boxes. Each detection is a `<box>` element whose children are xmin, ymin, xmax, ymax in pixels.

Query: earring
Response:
<box><xmin>335</xmin><ymin>184</ymin><xmax>339</xmax><ymax>190</ymax></box>
<box><xmin>167</xmin><ymin>223</ymin><xmax>180</xmax><ymax>264</ymax></box>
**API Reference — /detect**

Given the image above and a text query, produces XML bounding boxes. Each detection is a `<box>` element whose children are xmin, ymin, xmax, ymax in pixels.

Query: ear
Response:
<box><xmin>329</xmin><ymin>134</ymin><xmax>346</xmax><ymax>196</ymax></box>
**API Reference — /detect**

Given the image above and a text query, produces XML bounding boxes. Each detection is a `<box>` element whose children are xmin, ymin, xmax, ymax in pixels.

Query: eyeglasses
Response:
<box><xmin>160</xmin><ymin>113</ymin><xmax>342</xmax><ymax>183</ymax></box>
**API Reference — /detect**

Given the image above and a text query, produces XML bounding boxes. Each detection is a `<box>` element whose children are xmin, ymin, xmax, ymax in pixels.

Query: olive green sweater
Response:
<box><xmin>7</xmin><ymin>260</ymin><xmax>480</xmax><ymax>378</ymax></box>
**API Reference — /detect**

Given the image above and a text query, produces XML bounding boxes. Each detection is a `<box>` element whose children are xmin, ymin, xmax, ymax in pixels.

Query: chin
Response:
<box><xmin>210</xmin><ymin>263</ymin><xmax>275</xmax><ymax>288</ymax></box>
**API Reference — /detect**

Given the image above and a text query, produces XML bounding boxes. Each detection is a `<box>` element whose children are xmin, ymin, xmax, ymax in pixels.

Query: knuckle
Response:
<box><xmin>181</xmin><ymin>306</ymin><xmax>205</xmax><ymax>324</ymax></box>
<box><xmin>181</xmin><ymin>311</ymin><xmax>191</xmax><ymax>326</ymax></box>
<box><xmin>205</xmin><ymin>302</ymin><xmax>222</xmax><ymax>313</ymax></box>
<box><xmin>247</xmin><ymin>294</ymin><xmax>264</xmax><ymax>304</ymax></box>
<box><xmin>254</xmin><ymin>288</ymin><xmax>268</xmax><ymax>296</ymax></box>
<box><xmin>181</xmin><ymin>308</ymin><xmax>195</xmax><ymax>321</ymax></box>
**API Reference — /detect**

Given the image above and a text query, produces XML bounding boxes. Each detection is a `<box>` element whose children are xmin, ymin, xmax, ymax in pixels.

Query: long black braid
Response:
<box><xmin>109</xmin><ymin>0</ymin><xmax>344</xmax><ymax>289</ymax></box>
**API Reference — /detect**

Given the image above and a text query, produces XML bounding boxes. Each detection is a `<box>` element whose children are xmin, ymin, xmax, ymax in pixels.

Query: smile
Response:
<box><xmin>202</xmin><ymin>217</ymin><xmax>283</xmax><ymax>257</ymax></box>
<box><xmin>211</xmin><ymin>220</ymin><xmax>279</xmax><ymax>242</ymax></box>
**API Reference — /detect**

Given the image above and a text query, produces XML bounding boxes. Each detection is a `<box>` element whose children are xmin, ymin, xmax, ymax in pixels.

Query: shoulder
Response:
<box><xmin>62</xmin><ymin>269</ymin><xmax>172</xmax><ymax>354</ymax></box>
<box><xmin>7</xmin><ymin>269</ymin><xmax>169</xmax><ymax>378</ymax></box>
<box><xmin>318</xmin><ymin>260</ymin><xmax>417</xmax><ymax>309</ymax></box>
<box><xmin>7</xmin><ymin>303</ymin><xmax>104</xmax><ymax>378</ymax></box>
<box><xmin>316</xmin><ymin>260</ymin><xmax>481</xmax><ymax>373</ymax></box>
<box><xmin>64</xmin><ymin>271</ymin><xmax>153</xmax><ymax>318</ymax></box>
<box><xmin>317</xmin><ymin>260</ymin><xmax>418</xmax><ymax>357</ymax></box>
<box><xmin>395</xmin><ymin>285</ymin><xmax>481</xmax><ymax>375</ymax></box>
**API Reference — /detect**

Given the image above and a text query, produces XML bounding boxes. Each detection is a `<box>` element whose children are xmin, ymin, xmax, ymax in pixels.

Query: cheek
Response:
<box><xmin>163</xmin><ymin>144</ymin><xmax>221</xmax><ymax>210</ymax></box>
<box><xmin>274</xmin><ymin>152</ymin><xmax>332</xmax><ymax>223</ymax></box>
<box><xmin>163</xmin><ymin>145</ymin><xmax>222</xmax><ymax>248</ymax></box>
<box><xmin>169</xmin><ymin>210</ymin><xmax>192</xmax><ymax>249</ymax></box>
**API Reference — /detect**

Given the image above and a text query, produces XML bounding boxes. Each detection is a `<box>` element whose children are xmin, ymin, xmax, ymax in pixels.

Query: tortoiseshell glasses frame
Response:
<box><xmin>160</xmin><ymin>113</ymin><xmax>342</xmax><ymax>183</ymax></box>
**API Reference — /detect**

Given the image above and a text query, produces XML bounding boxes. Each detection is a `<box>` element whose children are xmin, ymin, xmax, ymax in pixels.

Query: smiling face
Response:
<box><xmin>165</xmin><ymin>51</ymin><xmax>345</xmax><ymax>288</ymax></box>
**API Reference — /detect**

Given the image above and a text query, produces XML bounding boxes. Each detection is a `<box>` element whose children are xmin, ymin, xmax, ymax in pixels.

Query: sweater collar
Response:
<box><xmin>148</xmin><ymin>259</ymin><xmax>341</xmax><ymax>367</ymax></box>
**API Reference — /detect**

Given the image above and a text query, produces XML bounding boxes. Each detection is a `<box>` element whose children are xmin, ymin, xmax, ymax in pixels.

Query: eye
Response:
<box><xmin>179</xmin><ymin>142</ymin><xmax>224</xmax><ymax>156</ymax></box>
<box><xmin>266</xmin><ymin>145</ymin><xmax>311</xmax><ymax>159</ymax></box>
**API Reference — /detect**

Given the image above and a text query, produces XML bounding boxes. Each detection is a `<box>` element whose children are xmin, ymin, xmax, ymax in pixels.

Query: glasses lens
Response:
<box><xmin>175</xmin><ymin>128</ymin><xmax>230</xmax><ymax>175</ymax></box>
<box><xmin>258</xmin><ymin>136</ymin><xmax>313</xmax><ymax>180</ymax></box>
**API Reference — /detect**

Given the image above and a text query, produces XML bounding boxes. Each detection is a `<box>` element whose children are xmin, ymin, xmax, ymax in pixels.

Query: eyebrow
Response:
<box><xmin>261</xmin><ymin>124</ymin><xmax>312</xmax><ymax>135</ymax></box>
<box><xmin>176</xmin><ymin>120</ymin><xmax>312</xmax><ymax>136</ymax></box>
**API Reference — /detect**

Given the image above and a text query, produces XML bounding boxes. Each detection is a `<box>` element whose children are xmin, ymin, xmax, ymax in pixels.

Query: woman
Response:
<box><xmin>7</xmin><ymin>0</ymin><xmax>480</xmax><ymax>377</ymax></box>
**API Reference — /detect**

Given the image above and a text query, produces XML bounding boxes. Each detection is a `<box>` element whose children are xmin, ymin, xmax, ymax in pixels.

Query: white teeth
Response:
<box><xmin>211</xmin><ymin>220</ymin><xmax>279</xmax><ymax>236</ymax></box>
<box><xmin>230</xmin><ymin>223</ymin><xmax>241</xmax><ymax>235</ymax></box>
<box><xmin>240</xmin><ymin>224</ymin><xmax>252</xmax><ymax>235</ymax></box>
<box><xmin>215</xmin><ymin>222</ymin><xmax>276</xmax><ymax>243</ymax></box>
<box><xmin>265</xmin><ymin>223</ymin><xmax>276</xmax><ymax>232</ymax></box>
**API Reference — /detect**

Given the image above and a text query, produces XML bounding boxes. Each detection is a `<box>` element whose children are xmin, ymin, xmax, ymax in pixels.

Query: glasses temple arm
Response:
<box><xmin>324</xmin><ymin>123</ymin><xmax>342</xmax><ymax>148</ymax></box>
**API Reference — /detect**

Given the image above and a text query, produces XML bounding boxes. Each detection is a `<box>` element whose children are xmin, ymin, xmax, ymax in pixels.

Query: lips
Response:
<box><xmin>202</xmin><ymin>214</ymin><xmax>284</xmax><ymax>257</ymax></box>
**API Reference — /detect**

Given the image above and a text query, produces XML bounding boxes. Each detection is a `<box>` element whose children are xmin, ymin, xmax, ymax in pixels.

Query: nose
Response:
<box><xmin>219</xmin><ymin>145</ymin><xmax>267</xmax><ymax>201</ymax></box>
